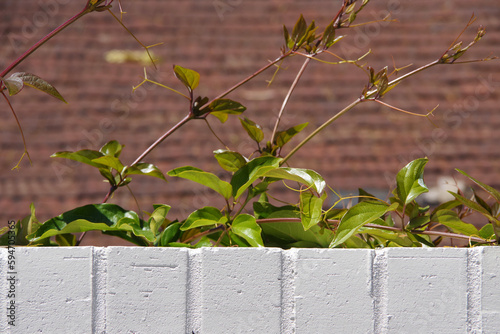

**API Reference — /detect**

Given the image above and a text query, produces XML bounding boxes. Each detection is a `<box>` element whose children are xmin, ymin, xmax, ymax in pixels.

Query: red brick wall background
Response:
<box><xmin>1</xmin><ymin>0</ymin><xmax>499</xmax><ymax>244</ymax></box>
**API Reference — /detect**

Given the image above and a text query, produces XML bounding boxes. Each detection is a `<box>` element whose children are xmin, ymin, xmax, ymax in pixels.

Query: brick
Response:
<box><xmin>384</xmin><ymin>248</ymin><xmax>468</xmax><ymax>334</ymax></box>
<box><xmin>106</xmin><ymin>247</ymin><xmax>189</xmax><ymax>334</ymax></box>
<box><xmin>198</xmin><ymin>248</ymin><xmax>282</xmax><ymax>334</ymax></box>
<box><xmin>11</xmin><ymin>247</ymin><xmax>93</xmax><ymax>334</ymax></box>
<box><xmin>294</xmin><ymin>249</ymin><xmax>374</xmax><ymax>333</ymax></box>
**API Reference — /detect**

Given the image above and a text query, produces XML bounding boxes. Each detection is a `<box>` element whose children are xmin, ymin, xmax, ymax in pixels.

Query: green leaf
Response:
<box><xmin>240</xmin><ymin>117</ymin><xmax>264</xmax><ymax>143</ymax></box>
<box><xmin>173</xmin><ymin>65</ymin><xmax>200</xmax><ymax>92</ymax></box>
<box><xmin>330</xmin><ymin>201</ymin><xmax>398</xmax><ymax>248</ymax></box>
<box><xmin>27</xmin><ymin>204</ymin><xmax>147</xmax><ymax>242</ymax></box>
<box><xmin>358</xmin><ymin>228</ymin><xmax>415</xmax><ymax>247</ymax></box>
<box><xmin>158</xmin><ymin>222</ymin><xmax>182</xmax><ymax>246</ymax></box>
<box><xmin>55</xmin><ymin>233</ymin><xmax>77</xmax><ymax>246</ymax></box>
<box><xmin>300</xmin><ymin>191</ymin><xmax>327</xmax><ymax>230</ymax></box>
<box><xmin>3</xmin><ymin>75</ymin><xmax>23</xmax><ymax>96</ymax></box>
<box><xmin>275</xmin><ymin>123</ymin><xmax>308</xmax><ymax>147</ymax></box>
<box><xmin>124</xmin><ymin>163</ymin><xmax>167</xmax><ymax>181</ymax></box>
<box><xmin>456</xmin><ymin>169</ymin><xmax>500</xmax><ymax>204</ymax></box>
<box><xmin>205</xmin><ymin>99</ymin><xmax>246</xmax><ymax>123</ymax></box>
<box><xmin>259</xmin><ymin>210</ymin><xmax>333</xmax><ymax>248</ymax></box>
<box><xmin>396</xmin><ymin>158</ymin><xmax>429</xmax><ymax>205</ymax></box>
<box><xmin>231</xmin><ymin>156</ymin><xmax>282</xmax><ymax>199</ymax></box>
<box><xmin>253</xmin><ymin>201</ymin><xmax>297</xmax><ymax>220</ymax></box>
<box><xmin>322</xmin><ymin>21</ymin><xmax>336</xmax><ymax>48</ymax></box>
<box><xmin>214</xmin><ymin>150</ymin><xmax>247</xmax><ymax>172</ymax></box>
<box><xmin>92</xmin><ymin>156</ymin><xmax>125</xmax><ymax>172</ymax></box>
<box><xmin>450</xmin><ymin>192</ymin><xmax>500</xmax><ymax>224</ymax></box>
<box><xmin>231</xmin><ymin>214</ymin><xmax>263</xmax><ymax>247</ymax></box>
<box><xmin>407</xmin><ymin>215</ymin><xmax>430</xmax><ymax>230</ymax></box>
<box><xmin>5</xmin><ymin>72</ymin><xmax>67</xmax><ymax>103</ymax></box>
<box><xmin>264</xmin><ymin>167</ymin><xmax>326</xmax><ymax>194</ymax></box>
<box><xmin>291</xmin><ymin>15</ymin><xmax>307</xmax><ymax>46</ymax></box>
<box><xmin>149</xmin><ymin>205</ymin><xmax>171</xmax><ymax>236</ymax></box>
<box><xmin>479</xmin><ymin>224</ymin><xmax>495</xmax><ymax>240</ymax></box>
<box><xmin>431</xmin><ymin>209</ymin><xmax>479</xmax><ymax>236</ymax></box>
<box><xmin>168</xmin><ymin>166</ymin><xmax>232</xmax><ymax>199</ymax></box>
<box><xmin>100</xmin><ymin>140</ymin><xmax>123</xmax><ymax>157</ymax></box>
<box><xmin>51</xmin><ymin>150</ymin><xmax>106</xmax><ymax>168</ymax></box>
<box><xmin>181</xmin><ymin>207</ymin><xmax>227</xmax><ymax>231</ymax></box>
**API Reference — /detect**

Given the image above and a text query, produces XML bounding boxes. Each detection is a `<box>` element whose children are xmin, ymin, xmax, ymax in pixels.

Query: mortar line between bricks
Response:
<box><xmin>186</xmin><ymin>249</ymin><xmax>202</xmax><ymax>334</ymax></box>
<box><xmin>466</xmin><ymin>248</ymin><xmax>482</xmax><ymax>333</ymax></box>
<box><xmin>281</xmin><ymin>249</ymin><xmax>296</xmax><ymax>334</ymax></box>
<box><xmin>372</xmin><ymin>249</ymin><xmax>388</xmax><ymax>334</ymax></box>
<box><xmin>92</xmin><ymin>247</ymin><xmax>107</xmax><ymax>334</ymax></box>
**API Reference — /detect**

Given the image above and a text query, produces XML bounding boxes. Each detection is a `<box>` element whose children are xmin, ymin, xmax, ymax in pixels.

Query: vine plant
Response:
<box><xmin>1</xmin><ymin>0</ymin><xmax>499</xmax><ymax>248</ymax></box>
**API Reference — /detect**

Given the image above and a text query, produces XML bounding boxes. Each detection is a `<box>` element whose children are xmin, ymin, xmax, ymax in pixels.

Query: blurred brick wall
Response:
<box><xmin>1</xmin><ymin>0</ymin><xmax>499</xmax><ymax>244</ymax></box>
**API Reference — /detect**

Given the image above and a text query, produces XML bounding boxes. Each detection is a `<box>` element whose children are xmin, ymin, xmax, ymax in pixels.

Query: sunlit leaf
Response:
<box><xmin>231</xmin><ymin>156</ymin><xmax>282</xmax><ymax>199</ymax></box>
<box><xmin>330</xmin><ymin>201</ymin><xmax>398</xmax><ymax>248</ymax></box>
<box><xmin>396</xmin><ymin>158</ymin><xmax>429</xmax><ymax>205</ymax></box>
<box><xmin>231</xmin><ymin>214</ymin><xmax>263</xmax><ymax>247</ymax></box>
<box><xmin>214</xmin><ymin>149</ymin><xmax>247</xmax><ymax>172</ymax></box>
<box><xmin>181</xmin><ymin>207</ymin><xmax>227</xmax><ymax>231</ymax></box>
<box><xmin>173</xmin><ymin>65</ymin><xmax>200</xmax><ymax>92</ymax></box>
<box><xmin>204</xmin><ymin>99</ymin><xmax>246</xmax><ymax>123</ymax></box>
<box><xmin>27</xmin><ymin>204</ymin><xmax>147</xmax><ymax>242</ymax></box>
<box><xmin>275</xmin><ymin>123</ymin><xmax>308</xmax><ymax>147</ymax></box>
<box><xmin>264</xmin><ymin>167</ymin><xmax>326</xmax><ymax>194</ymax></box>
<box><xmin>431</xmin><ymin>209</ymin><xmax>479</xmax><ymax>236</ymax></box>
<box><xmin>168</xmin><ymin>166</ymin><xmax>232</xmax><ymax>199</ymax></box>
<box><xmin>92</xmin><ymin>156</ymin><xmax>125</xmax><ymax>172</ymax></box>
<box><xmin>300</xmin><ymin>191</ymin><xmax>327</xmax><ymax>230</ymax></box>
<box><xmin>51</xmin><ymin>150</ymin><xmax>106</xmax><ymax>168</ymax></box>
<box><xmin>149</xmin><ymin>204</ymin><xmax>171</xmax><ymax>236</ymax></box>
<box><xmin>100</xmin><ymin>140</ymin><xmax>123</xmax><ymax>157</ymax></box>
<box><xmin>124</xmin><ymin>163</ymin><xmax>167</xmax><ymax>181</ymax></box>
<box><xmin>240</xmin><ymin>117</ymin><xmax>264</xmax><ymax>143</ymax></box>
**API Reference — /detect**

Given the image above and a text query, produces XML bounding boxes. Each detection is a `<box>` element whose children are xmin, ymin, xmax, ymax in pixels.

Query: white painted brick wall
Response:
<box><xmin>1</xmin><ymin>247</ymin><xmax>499</xmax><ymax>334</ymax></box>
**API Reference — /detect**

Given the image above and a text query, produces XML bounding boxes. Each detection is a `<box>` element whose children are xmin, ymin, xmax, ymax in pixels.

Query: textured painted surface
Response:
<box><xmin>0</xmin><ymin>247</ymin><xmax>499</xmax><ymax>333</ymax></box>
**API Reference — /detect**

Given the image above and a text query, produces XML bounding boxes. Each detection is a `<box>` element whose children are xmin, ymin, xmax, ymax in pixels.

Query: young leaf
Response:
<box><xmin>181</xmin><ymin>207</ymin><xmax>227</xmax><ymax>231</ymax></box>
<box><xmin>214</xmin><ymin>150</ymin><xmax>247</xmax><ymax>172</ymax></box>
<box><xmin>274</xmin><ymin>123</ymin><xmax>308</xmax><ymax>147</ymax></box>
<box><xmin>396</xmin><ymin>158</ymin><xmax>429</xmax><ymax>205</ymax></box>
<box><xmin>123</xmin><ymin>163</ymin><xmax>167</xmax><ymax>181</ymax></box>
<box><xmin>149</xmin><ymin>204</ymin><xmax>171</xmax><ymax>236</ymax></box>
<box><xmin>479</xmin><ymin>224</ymin><xmax>495</xmax><ymax>240</ymax></box>
<box><xmin>330</xmin><ymin>201</ymin><xmax>398</xmax><ymax>248</ymax></box>
<box><xmin>92</xmin><ymin>156</ymin><xmax>125</xmax><ymax>173</ymax></box>
<box><xmin>167</xmin><ymin>166</ymin><xmax>232</xmax><ymax>199</ymax></box>
<box><xmin>231</xmin><ymin>214</ymin><xmax>263</xmax><ymax>247</ymax></box>
<box><xmin>3</xmin><ymin>75</ymin><xmax>23</xmax><ymax>96</ymax></box>
<box><xmin>51</xmin><ymin>150</ymin><xmax>106</xmax><ymax>169</ymax></box>
<box><xmin>291</xmin><ymin>15</ymin><xmax>307</xmax><ymax>46</ymax></box>
<box><xmin>240</xmin><ymin>117</ymin><xmax>264</xmax><ymax>143</ymax></box>
<box><xmin>264</xmin><ymin>167</ymin><xmax>326</xmax><ymax>194</ymax></box>
<box><xmin>6</xmin><ymin>72</ymin><xmax>67</xmax><ymax>103</ymax></box>
<box><xmin>231</xmin><ymin>156</ymin><xmax>282</xmax><ymax>199</ymax></box>
<box><xmin>100</xmin><ymin>140</ymin><xmax>123</xmax><ymax>157</ymax></box>
<box><xmin>300</xmin><ymin>191</ymin><xmax>327</xmax><ymax>230</ymax></box>
<box><xmin>158</xmin><ymin>222</ymin><xmax>182</xmax><ymax>246</ymax></box>
<box><xmin>431</xmin><ymin>209</ymin><xmax>479</xmax><ymax>236</ymax></box>
<box><xmin>456</xmin><ymin>169</ymin><xmax>500</xmax><ymax>205</ymax></box>
<box><xmin>173</xmin><ymin>65</ymin><xmax>200</xmax><ymax>92</ymax></box>
<box><xmin>321</xmin><ymin>21</ymin><xmax>336</xmax><ymax>48</ymax></box>
<box><xmin>204</xmin><ymin>99</ymin><xmax>246</xmax><ymax>123</ymax></box>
